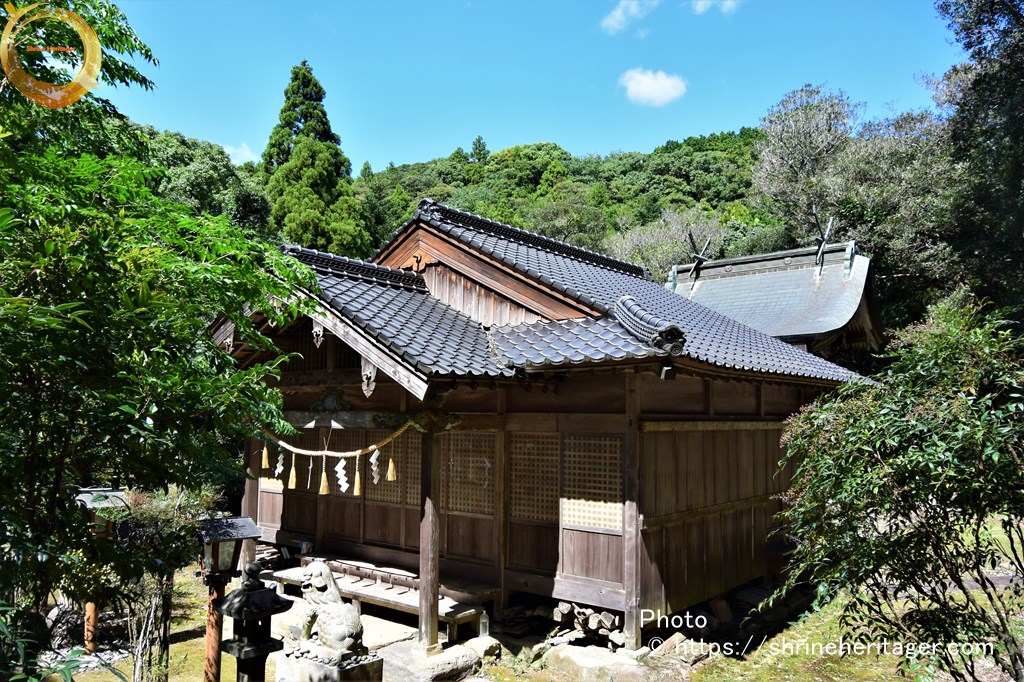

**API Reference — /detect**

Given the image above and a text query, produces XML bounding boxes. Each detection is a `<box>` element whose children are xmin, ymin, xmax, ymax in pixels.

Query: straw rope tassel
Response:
<box><xmin>261</xmin><ymin>442</ymin><xmax>270</xmax><ymax>469</ymax></box>
<box><xmin>386</xmin><ymin>447</ymin><xmax>397</xmax><ymax>482</ymax></box>
<box><xmin>319</xmin><ymin>455</ymin><xmax>330</xmax><ymax>495</ymax></box>
<box><xmin>354</xmin><ymin>454</ymin><xmax>362</xmax><ymax>497</ymax></box>
<box><xmin>287</xmin><ymin>454</ymin><xmax>297</xmax><ymax>489</ymax></box>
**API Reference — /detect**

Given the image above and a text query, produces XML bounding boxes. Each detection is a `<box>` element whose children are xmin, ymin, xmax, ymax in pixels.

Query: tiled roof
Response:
<box><xmin>490</xmin><ymin>317</ymin><xmax>660</xmax><ymax>368</ymax></box>
<box><xmin>667</xmin><ymin>242</ymin><xmax>878</xmax><ymax>343</ymax></box>
<box><xmin>284</xmin><ymin>246</ymin><xmax>512</xmax><ymax>378</ymax></box>
<box><xmin>394</xmin><ymin>200</ymin><xmax>861</xmax><ymax>383</ymax></box>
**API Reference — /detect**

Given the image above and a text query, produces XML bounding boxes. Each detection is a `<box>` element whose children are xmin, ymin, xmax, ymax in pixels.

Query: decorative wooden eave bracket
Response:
<box><xmin>361</xmin><ymin>356</ymin><xmax>378</xmax><ymax>398</ymax></box>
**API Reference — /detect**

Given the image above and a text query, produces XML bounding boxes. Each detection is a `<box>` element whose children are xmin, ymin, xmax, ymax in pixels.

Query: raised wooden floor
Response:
<box><xmin>272</xmin><ymin>561</ymin><xmax>488</xmax><ymax>642</ymax></box>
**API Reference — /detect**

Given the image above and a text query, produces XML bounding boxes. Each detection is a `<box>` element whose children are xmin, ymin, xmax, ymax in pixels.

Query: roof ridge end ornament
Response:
<box><xmin>811</xmin><ymin>205</ymin><xmax>835</xmax><ymax>277</ymax></box>
<box><xmin>417</xmin><ymin>197</ymin><xmax>443</xmax><ymax>223</ymax></box>
<box><xmin>844</xmin><ymin>241</ymin><xmax>858</xmax><ymax>280</ymax></box>
<box><xmin>613</xmin><ymin>295</ymin><xmax>686</xmax><ymax>357</ymax></box>
<box><xmin>686</xmin><ymin>230</ymin><xmax>713</xmax><ymax>288</ymax></box>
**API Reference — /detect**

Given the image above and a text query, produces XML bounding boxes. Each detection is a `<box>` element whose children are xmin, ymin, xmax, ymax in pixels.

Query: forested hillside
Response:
<box><xmin>124</xmin><ymin>0</ymin><xmax>1019</xmax><ymax>335</ymax></box>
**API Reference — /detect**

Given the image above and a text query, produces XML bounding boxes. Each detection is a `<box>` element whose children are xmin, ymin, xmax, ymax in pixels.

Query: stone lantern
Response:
<box><xmin>219</xmin><ymin>560</ymin><xmax>294</xmax><ymax>682</ymax></box>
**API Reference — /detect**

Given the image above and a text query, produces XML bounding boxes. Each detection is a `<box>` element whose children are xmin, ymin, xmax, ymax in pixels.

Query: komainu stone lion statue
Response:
<box><xmin>280</xmin><ymin>562</ymin><xmax>375</xmax><ymax>678</ymax></box>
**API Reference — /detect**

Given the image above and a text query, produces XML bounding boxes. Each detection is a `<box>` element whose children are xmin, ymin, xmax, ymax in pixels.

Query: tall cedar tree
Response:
<box><xmin>262</xmin><ymin>60</ymin><xmax>343</xmax><ymax>175</ymax></box>
<box><xmin>267</xmin><ymin>136</ymin><xmax>369</xmax><ymax>255</ymax></box>
<box><xmin>263</xmin><ymin>61</ymin><xmax>369</xmax><ymax>255</ymax></box>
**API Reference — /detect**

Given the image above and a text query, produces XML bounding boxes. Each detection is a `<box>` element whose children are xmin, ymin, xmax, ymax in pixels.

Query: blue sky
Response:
<box><xmin>97</xmin><ymin>0</ymin><xmax>965</xmax><ymax>171</ymax></box>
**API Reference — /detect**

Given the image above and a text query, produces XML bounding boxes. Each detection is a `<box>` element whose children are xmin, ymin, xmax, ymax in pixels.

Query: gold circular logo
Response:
<box><xmin>1</xmin><ymin>2</ymin><xmax>101</xmax><ymax>109</ymax></box>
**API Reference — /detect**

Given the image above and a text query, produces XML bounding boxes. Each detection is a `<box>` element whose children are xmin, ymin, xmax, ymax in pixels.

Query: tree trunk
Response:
<box><xmin>155</xmin><ymin>574</ymin><xmax>172</xmax><ymax>682</ymax></box>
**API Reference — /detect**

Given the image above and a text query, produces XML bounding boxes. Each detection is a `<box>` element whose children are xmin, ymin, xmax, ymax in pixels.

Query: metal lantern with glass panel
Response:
<box><xmin>197</xmin><ymin>516</ymin><xmax>260</xmax><ymax>579</ymax></box>
<box><xmin>197</xmin><ymin>516</ymin><xmax>261</xmax><ymax>682</ymax></box>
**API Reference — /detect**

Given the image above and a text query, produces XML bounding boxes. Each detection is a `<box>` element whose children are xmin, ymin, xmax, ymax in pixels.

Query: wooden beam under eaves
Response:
<box><xmin>300</xmin><ymin>293</ymin><xmax>430</xmax><ymax>400</ymax></box>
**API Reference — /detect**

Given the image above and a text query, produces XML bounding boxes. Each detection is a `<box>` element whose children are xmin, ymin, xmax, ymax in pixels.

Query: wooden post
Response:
<box><xmin>84</xmin><ymin>601</ymin><xmax>98</xmax><ymax>653</ymax></box>
<box><xmin>493</xmin><ymin>420</ymin><xmax>507</xmax><ymax>621</ymax></box>
<box><xmin>622</xmin><ymin>371</ymin><xmax>643</xmax><ymax>650</ymax></box>
<box><xmin>242</xmin><ymin>439</ymin><xmax>260</xmax><ymax>565</ymax></box>
<box><xmin>204</xmin><ymin>575</ymin><xmax>225</xmax><ymax>682</ymax></box>
<box><xmin>417</xmin><ymin>428</ymin><xmax>442</xmax><ymax>654</ymax></box>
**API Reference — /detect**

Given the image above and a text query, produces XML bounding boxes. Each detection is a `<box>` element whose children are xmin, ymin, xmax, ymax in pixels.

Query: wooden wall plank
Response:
<box><xmin>684</xmin><ymin>520</ymin><xmax>705</xmax><ymax>607</ymax></box>
<box><xmin>445</xmin><ymin>515</ymin><xmax>495</xmax><ymax>562</ymax></box>
<box><xmin>712</xmin><ymin>430</ymin><xmax>729</xmax><ymax>503</ymax></box>
<box><xmin>637</xmin><ymin>418</ymin><xmax>792</xmax><ymax>619</ymax></box>
<box><xmin>561</xmin><ymin>529</ymin><xmax>624</xmax><ymax>584</ymax></box>
<box><xmin>704</xmin><ymin>513</ymin><xmax>723</xmax><ymax>598</ymax></box>
<box><xmin>321</xmin><ymin>497</ymin><xmax>360</xmax><ymax>540</ymax></box>
<box><xmin>282</xmin><ymin>493</ymin><xmax>318</xmax><ymax>534</ymax></box>
<box><xmin>666</xmin><ymin>525</ymin><xmax>687</xmax><ymax>614</ymax></box>
<box><xmin>711</xmin><ymin>380</ymin><xmax>759</xmax><ymax>416</ymax></box>
<box><xmin>258</xmin><ymin>492</ymin><xmax>282</xmax><ymax>529</ymax></box>
<box><xmin>737</xmin><ymin>431</ymin><xmax>755</xmax><ymax>501</ymax></box>
<box><xmin>639</xmin><ymin>374</ymin><xmax>706</xmax><ymax>416</ymax></box>
<box><xmin>507</xmin><ymin>522</ymin><xmax>558</xmax><ymax>573</ymax></box>
<box><xmin>640</xmin><ymin>528</ymin><xmax>666</xmax><ymax>615</ymax></box>
<box><xmin>762</xmin><ymin>384</ymin><xmax>803</xmax><ymax>417</ymax></box>
<box><xmin>404</xmin><ymin>508</ymin><xmax>420</xmax><ymax>550</ymax></box>
<box><xmin>375</xmin><ymin>227</ymin><xmax>593</xmax><ymax>320</ymax></box>
<box><xmin>753</xmin><ymin>429</ymin><xmax>768</xmax><ymax>500</ymax></box>
<box><xmin>721</xmin><ymin>509</ymin><xmax>738</xmax><ymax>593</ymax></box>
<box><xmin>641</xmin><ymin>432</ymin><xmax>661</xmax><ymax>519</ymax></box>
<box><xmin>363</xmin><ymin>503</ymin><xmax>403</xmax><ymax>547</ymax></box>
<box><xmin>655</xmin><ymin>433</ymin><xmax>677</xmax><ymax>517</ymax></box>
<box><xmin>421</xmin><ymin>264</ymin><xmax>542</xmax><ymax>327</ymax></box>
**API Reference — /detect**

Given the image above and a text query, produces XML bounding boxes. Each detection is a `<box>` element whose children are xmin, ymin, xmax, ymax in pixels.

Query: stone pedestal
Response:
<box><xmin>275</xmin><ymin>652</ymin><xmax>383</xmax><ymax>682</ymax></box>
<box><xmin>378</xmin><ymin>640</ymin><xmax>481</xmax><ymax>682</ymax></box>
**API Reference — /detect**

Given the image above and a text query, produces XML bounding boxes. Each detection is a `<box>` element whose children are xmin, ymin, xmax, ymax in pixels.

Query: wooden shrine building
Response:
<box><xmin>229</xmin><ymin>200</ymin><xmax>862</xmax><ymax>651</ymax></box>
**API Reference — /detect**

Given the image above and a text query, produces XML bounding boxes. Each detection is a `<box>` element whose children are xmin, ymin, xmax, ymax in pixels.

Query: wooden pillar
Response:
<box><xmin>204</xmin><ymin>576</ymin><xmax>225</xmax><ymax>682</ymax></box>
<box><xmin>84</xmin><ymin>601</ymin><xmax>98</xmax><ymax>653</ymax></box>
<box><xmin>417</xmin><ymin>429</ymin><xmax>442</xmax><ymax>653</ymax></box>
<box><xmin>242</xmin><ymin>439</ymin><xmax>260</xmax><ymax>565</ymax></box>
<box><xmin>493</xmin><ymin>421</ymin><xmax>507</xmax><ymax>620</ymax></box>
<box><xmin>622</xmin><ymin>371</ymin><xmax>643</xmax><ymax>650</ymax></box>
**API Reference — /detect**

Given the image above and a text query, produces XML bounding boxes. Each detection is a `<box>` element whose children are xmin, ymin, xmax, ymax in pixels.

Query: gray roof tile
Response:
<box><xmin>284</xmin><ymin>246</ymin><xmax>512</xmax><ymax>379</ymax></box>
<box><xmin>490</xmin><ymin>317</ymin><xmax>660</xmax><ymax>369</ymax></box>
<box><xmin>392</xmin><ymin>200</ymin><xmax>860</xmax><ymax>383</ymax></box>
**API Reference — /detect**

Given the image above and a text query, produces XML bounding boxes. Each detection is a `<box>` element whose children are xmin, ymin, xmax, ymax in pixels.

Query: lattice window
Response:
<box><xmin>561</xmin><ymin>435</ymin><xmax>623</xmax><ymax>531</ymax></box>
<box><xmin>403</xmin><ymin>431</ymin><xmax>422</xmax><ymax>506</ymax></box>
<box><xmin>327</xmin><ymin>429</ymin><xmax>365</xmax><ymax>497</ymax></box>
<box><xmin>444</xmin><ymin>433</ymin><xmax>496</xmax><ymax>515</ymax></box>
<box><xmin>365</xmin><ymin>429</ymin><xmax>403</xmax><ymax>504</ymax></box>
<box><xmin>509</xmin><ymin>433</ymin><xmax>560</xmax><ymax>523</ymax></box>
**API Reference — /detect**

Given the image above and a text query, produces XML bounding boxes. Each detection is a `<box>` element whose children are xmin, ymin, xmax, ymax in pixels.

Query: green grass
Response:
<box><xmin>691</xmin><ymin>598</ymin><xmax>907</xmax><ymax>682</ymax></box>
<box><xmin>69</xmin><ymin>571</ymin><xmax>243</xmax><ymax>682</ymax></box>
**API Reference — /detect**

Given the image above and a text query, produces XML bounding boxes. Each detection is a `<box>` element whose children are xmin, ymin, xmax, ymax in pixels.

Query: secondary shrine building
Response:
<box><xmin>227</xmin><ymin>199</ymin><xmax>862</xmax><ymax>650</ymax></box>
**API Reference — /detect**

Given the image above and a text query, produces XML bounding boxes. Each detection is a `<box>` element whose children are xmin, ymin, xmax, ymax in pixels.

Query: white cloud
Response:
<box><xmin>223</xmin><ymin>141</ymin><xmax>259</xmax><ymax>165</ymax></box>
<box><xmin>692</xmin><ymin>0</ymin><xmax>741</xmax><ymax>14</ymax></box>
<box><xmin>601</xmin><ymin>0</ymin><xmax>661</xmax><ymax>35</ymax></box>
<box><xmin>618</xmin><ymin>68</ymin><xmax>687</xmax><ymax>106</ymax></box>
